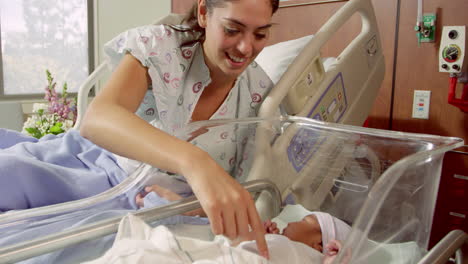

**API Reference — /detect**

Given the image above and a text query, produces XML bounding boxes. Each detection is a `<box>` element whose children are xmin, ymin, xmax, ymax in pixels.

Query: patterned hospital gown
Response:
<box><xmin>104</xmin><ymin>24</ymin><xmax>274</xmax><ymax>192</ymax></box>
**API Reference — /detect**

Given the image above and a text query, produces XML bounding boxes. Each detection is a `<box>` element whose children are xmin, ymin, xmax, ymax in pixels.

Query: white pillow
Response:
<box><xmin>255</xmin><ymin>35</ymin><xmax>314</xmax><ymax>84</ymax></box>
<box><xmin>255</xmin><ymin>35</ymin><xmax>336</xmax><ymax>84</ymax></box>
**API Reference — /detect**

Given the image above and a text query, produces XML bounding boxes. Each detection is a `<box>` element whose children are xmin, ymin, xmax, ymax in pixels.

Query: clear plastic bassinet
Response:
<box><xmin>243</xmin><ymin>116</ymin><xmax>464</xmax><ymax>263</ymax></box>
<box><xmin>0</xmin><ymin>116</ymin><xmax>464</xmax><ymax>264</ymax></box>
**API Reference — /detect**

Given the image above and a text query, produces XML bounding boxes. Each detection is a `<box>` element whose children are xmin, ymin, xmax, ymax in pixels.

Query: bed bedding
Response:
<box><xmin>0</xmin><ymin>173</ymin><xmax>209</xmax><ymax>264</ymax></box>
<box><xmin>0</xmin><ymin>128</ymin><xmax>128</xmax><ymax>212</ymax></box>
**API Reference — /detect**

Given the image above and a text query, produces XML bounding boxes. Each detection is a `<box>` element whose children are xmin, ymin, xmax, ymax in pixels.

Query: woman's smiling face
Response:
<box><xmin>198</xmin><ymin>0</ymin><xmax>273</xmax><ymax>82</ymax></box>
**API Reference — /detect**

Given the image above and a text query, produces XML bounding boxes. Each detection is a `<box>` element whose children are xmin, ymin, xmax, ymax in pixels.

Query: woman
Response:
<box><xmin>80</xmin><ymin>0</ymin><xmax>280</xmax><ymax>259</ymax></box>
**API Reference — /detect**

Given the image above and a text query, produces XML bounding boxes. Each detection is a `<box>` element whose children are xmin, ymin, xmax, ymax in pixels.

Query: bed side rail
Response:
<box><xmin>0</xmin><ymin>179</ymin><xmax>281</xmax><ymax>264</ymax></box>
<box><xmin>73</xmin><ymin>62</ymin><xmax>109</xmax><ymax>130</ymax></box>
<box><xmin>259</xmin><ymin>0</ymin><xmax>384</xmax><ymax>126</ymax></box>
<box><xmin>418</xmin><ymin>230</ymin><xmax>468</xmax><ymax>264</ymax></box>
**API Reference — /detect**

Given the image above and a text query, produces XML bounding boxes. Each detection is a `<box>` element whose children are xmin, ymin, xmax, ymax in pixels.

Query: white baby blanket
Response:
<box><xmin>84</xmin><ymin>214</ymin><xmax>323</xmax><ymax>264</ymax></box>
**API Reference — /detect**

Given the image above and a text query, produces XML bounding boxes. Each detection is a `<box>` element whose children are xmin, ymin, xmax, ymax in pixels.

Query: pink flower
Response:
<box><xmin>43</xmin><ymin>70</ymin><xmax>77</xmax><ymax>124</ymax></box>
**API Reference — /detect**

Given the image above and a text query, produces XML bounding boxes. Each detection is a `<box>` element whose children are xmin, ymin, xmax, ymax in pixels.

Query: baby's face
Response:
<box><xmin>282</xmin><ymin>215</ymin><xmax>323</xmax><ymax>252</ymax></box>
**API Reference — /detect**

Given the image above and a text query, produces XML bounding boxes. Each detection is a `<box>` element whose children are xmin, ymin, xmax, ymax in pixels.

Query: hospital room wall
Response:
<box><xmin>173</xmin><ymin>0</ymin><xmax>467</xmax><ymax>142</ymax></box>
<box><xmin>270</xmin><ymin>0</ymin><xmax>468</xmax><ymax>142</ymax></box>
<box><xmin>172</xmin><ymin>0</ymin><xmax>397</xmax><ymax>132</ymax></box>
<box><xmin>391</xmin><ymin>0</ymin><xmax>468</xmax><ymax>142</ymax></box>
<box><xmin>95</xmin><ymin>0</ymin><xmax>171</xmax><ymax>66</ymax></box>
<box><xmin>267</xmin><ymin>0</ymin><xmax>398</xmax><ymax>133</ymax></box>
<box><xmin>94</xmin><ymin>0</ymin><xmax>171</xmax><ymax>87</ymax></box>
<box><xmin>261</xmin><ymin>0</ymin><xmax>397</xmax><ymax>133</ymax></box>
<box><xmin>269</xmin><ymin>0</ymin><xmax>468</xmax><ymax>141</ymax></box>
<box><xmin>173</xmin><ymin>0</ymin><xmax>397</xmax><ymax>130</ymax></box>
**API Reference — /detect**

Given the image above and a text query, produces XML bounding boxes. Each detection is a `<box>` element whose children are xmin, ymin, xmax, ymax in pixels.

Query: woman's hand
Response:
<box><xmin>181</xmin><ymin>150</ymin><xmax>269</xmax><ymax>259</ymax></box>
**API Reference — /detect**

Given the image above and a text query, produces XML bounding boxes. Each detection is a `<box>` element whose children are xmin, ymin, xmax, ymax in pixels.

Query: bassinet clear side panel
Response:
<box><xmin>2</xmin><ymin>211</ymin><xmax>213</xmax><ymax>264</ymax></box>
<box><xmin>241</xmin><ymin>116</ymin><xmax>463</xmax><ymax>264</ymax></box>
<box><xmin>339</xmin><ymin>153</ymin><xmax>448</xmax><ymax>264</ymax></box>
<box><xmin>0</xmin><ymin>164</ymin><xmax>155</xmax><ymax>249</ymax></box>
<box><xmin>179</xmin><ymin>115</ymin><xmax>462</xmax><ymax>264</ymax></box>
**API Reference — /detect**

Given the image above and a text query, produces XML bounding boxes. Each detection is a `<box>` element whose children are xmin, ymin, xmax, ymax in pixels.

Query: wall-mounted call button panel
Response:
<box><xmin>412</xmin><ymin>90</ymin><xmax>431</xmax><ymax>119</ymax></box>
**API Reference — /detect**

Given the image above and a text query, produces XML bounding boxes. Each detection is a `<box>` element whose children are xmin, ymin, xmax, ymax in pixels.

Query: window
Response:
<box><xmin>0</xmin><ymin>0</ymin><xmax>92</xmax><ymax>98</ymax></box>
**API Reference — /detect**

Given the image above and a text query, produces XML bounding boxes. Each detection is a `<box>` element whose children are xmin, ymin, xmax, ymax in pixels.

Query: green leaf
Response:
<box><xmin>25</xmin><ymin>127</ymin><xmax>43</xmax><ymax>139</ymax></box>
<box><xmin>49</xmin><ymin>123</ymin><xmax>64</xmax><ymax>134</ymax></box>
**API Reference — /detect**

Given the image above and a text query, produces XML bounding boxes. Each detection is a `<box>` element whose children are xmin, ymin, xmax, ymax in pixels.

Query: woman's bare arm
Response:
<box><xmin>80</xmin><ymin>54</ymin><xmax>200</xmax><ymax>175</ymax></box>
<box><xmin>80</xmin><ymin>54</ymin><xmax>269</xmax><ymax>259</ymax></box>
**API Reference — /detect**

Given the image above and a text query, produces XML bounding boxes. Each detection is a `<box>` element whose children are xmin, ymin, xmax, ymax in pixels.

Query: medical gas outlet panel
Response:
<box><xmin>439</xmin><ymin>26</ymin><xmax>466</xmax><ymax>73</ymax></box>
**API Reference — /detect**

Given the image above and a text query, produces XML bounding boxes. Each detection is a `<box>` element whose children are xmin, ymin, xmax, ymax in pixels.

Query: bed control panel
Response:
<box><xmin>306</xmin><ymin>73</ymin><xmax>348</xmax><ymax>123</ymax></box>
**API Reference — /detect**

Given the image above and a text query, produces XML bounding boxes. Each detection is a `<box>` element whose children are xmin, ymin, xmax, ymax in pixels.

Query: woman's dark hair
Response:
<box><xmin>182</xmin><ymin>0</ymin><xmax>279</xmax><ymax>37</ymax></box>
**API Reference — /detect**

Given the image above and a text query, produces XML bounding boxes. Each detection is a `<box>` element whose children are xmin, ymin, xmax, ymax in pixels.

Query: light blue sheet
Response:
<box><xmin>0</xmin><ymin>128</ymin><xmax>210</xmax><ymax>263</ymax></box>
<box><xmin>0</xmin><ymin>128</ymin><xmax>128</xmax><ymax>212</ymax></box>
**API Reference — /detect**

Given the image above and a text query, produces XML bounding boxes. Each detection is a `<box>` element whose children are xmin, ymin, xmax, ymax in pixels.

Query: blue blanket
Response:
<box><xmin>0</xmin><ymin>128</ymin><xmax>128</xmax><ymax>212</ymax></box>
<box><xmin>0</xmin><ymin>129</ymin><xmax>212</xmax><ymax>262</ymax></box>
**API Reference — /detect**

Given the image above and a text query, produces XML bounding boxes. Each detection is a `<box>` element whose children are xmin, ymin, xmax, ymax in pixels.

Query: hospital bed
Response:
<box><xmin>0</xmin><ymin>0</ymin><xmax>467</xmax><ymax>262</ymax></box>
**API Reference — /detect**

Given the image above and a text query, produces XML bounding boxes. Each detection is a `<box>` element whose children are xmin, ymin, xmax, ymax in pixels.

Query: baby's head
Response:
<box><xmin>273</xmin><ymin>205</ymin><xmax>351</xmax><ymax>253</ymax></box>
<box><xmin>282</xmin><ymin>214</ymin><xmax>325</xmax><ymax>252</ymax></box>
<box><xmin>281</xmin><ymin>214</ymin><xmax>323</xmax><ymax>251</ymax></box>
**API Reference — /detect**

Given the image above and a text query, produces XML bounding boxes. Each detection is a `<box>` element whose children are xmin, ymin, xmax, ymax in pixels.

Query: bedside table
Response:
<box><xmin>429</xmin><ymin>145</ymin><xmax>468</xmax><ymax>249</ymax></box>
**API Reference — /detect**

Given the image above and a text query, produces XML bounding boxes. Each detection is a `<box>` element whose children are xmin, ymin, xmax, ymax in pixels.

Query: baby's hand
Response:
<box><xmin>135</xmin><ymin>184</ymin><xmax>205</xmax><ymax>216</ymax></box>
<box><xmin>325</xmin><ymin>240</ymin><xmax>341</xmax><ymax>256</ymax></box>
<box><xmin>135</xmin><ymin>184</ymin><xmax>185</xmax><ymax>208</ymax></box>
<box><xmin>323</xmin><ymin>240</ymin><xmax>351</xmax><ymax>264</ymax></box>
<box><xmin>263</xmin><ymin>220</ymin><xmax>279</xmax><ymax>234</ymax></box>
<box><xmin>135</xmin><ymin>188</ymin><xmax>150</xmax><ymax>208</ymax></box>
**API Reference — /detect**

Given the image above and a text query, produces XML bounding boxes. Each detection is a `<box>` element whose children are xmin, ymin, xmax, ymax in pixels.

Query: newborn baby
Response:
<box><xmin>269</xmin><ymin>203</ymin><xmax>352</xmax><ymax>254</ymax></box>
<box><xmin>84</xmin><ymin>213</ymin><xmax>348</xmax><ymax>264</ymax></box>
<box><xmin>234</xmin><ymin>217</ymin><xmax>347</xmax><ymax>264</ymax></box>
<box><xmin>135</xmin><ymin>185</ymin><xmax>352</xmax><ymax>263</ymax></box>
<box><xmin>268</xmin><ymin>203</ymin><xmax>352</xmax><ymax>263</ymax></box>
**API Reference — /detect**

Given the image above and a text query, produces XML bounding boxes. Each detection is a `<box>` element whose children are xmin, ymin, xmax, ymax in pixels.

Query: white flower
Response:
<box><xmin>21</xmin><ymin>116</ymin><xmax>37</xmax><ymax>134</ymax></box>
<box><xmin>32</xmin><ymin>103</ymin><xmax>49</xmax><ymax>113</ymax></box>
<box><xmin>62</xmin><ymin>120</ymin><xmax>74</xmax><ymax>131</ymax></box>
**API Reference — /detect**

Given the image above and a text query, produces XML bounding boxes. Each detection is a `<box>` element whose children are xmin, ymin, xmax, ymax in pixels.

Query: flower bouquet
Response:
<box><xmin>22</xmin><ymin>70</ymin><xmax>77</xmax><ymax>139</ymax></box>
